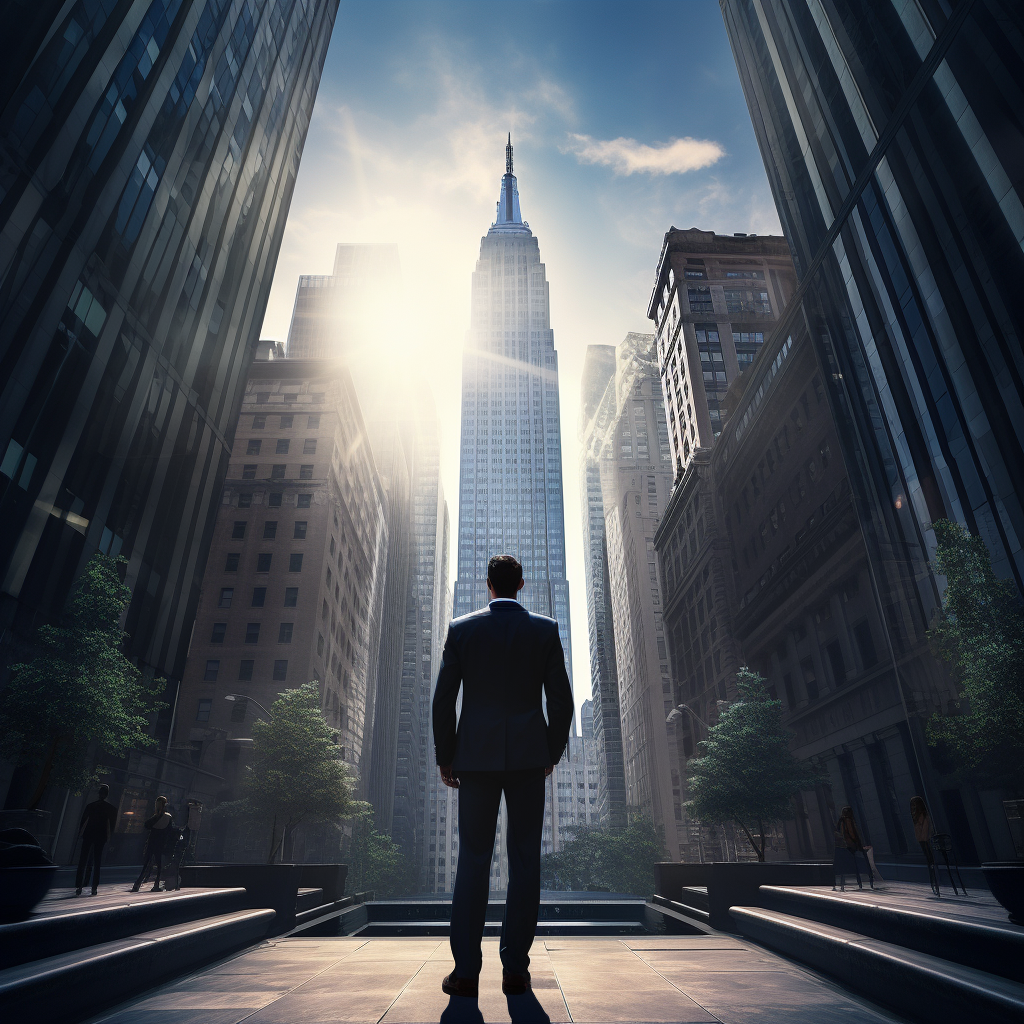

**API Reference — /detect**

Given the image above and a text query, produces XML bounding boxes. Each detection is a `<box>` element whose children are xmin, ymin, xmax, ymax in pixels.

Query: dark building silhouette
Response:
<box><xmin>0</xmin><ymin>1</ymin><xmax>338</xmax><ymax>843</ymax></box>
<box><xmin>718</xmin><ymin>0</ymin><xmax>1024</xmax><ymax>860</ymax></box>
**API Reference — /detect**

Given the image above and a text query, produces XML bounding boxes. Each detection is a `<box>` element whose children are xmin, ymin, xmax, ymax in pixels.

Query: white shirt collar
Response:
<box><xmin>489</xmin><ymin>598</ymin><xmax>520</xmax><ymax>604</ymax></box>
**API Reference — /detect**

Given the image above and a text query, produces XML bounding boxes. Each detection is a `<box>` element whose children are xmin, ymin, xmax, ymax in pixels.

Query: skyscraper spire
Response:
<box><xmin>494</xmin><ymin>135</ymin><xmax>525</xmax><ymax>230</ymax></box>
<box><xmin>506</xmin><ymin>133</ymin><xmax>513</xmax><ymax>174</ymax></box>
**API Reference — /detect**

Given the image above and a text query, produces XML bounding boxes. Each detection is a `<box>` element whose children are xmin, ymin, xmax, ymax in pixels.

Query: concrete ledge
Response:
<box><xmin>733</xmin><ymin>906</ymin><xmax>1024</xmax><ymax>1024</ymax></box>
<box><xmin>759</xmin><ymin>884</ymin><xmax>1024</xmax><ymax>982</ymax></box>
<box><xmin>0</xmin><ymin>887</ymin><xmax>248</xmax><ymax>968</ymax></box>
<box><xmin>0</xmin><ymin>908</ymin><xmax>275</xmax><ymax>1024</ymax></box>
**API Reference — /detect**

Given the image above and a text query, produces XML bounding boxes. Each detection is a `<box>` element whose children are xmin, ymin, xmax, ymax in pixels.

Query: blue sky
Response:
<box><xmin>262</xmin><ymin>0</ymin><xmax>782</xmax><ymax>709</ymax></box>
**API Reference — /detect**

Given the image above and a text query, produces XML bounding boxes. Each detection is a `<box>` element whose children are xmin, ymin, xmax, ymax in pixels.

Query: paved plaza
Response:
<box><xmin>83</xmin><ymin>934</ymin><xmax>906</xmax><ymax>1024</ymax></box>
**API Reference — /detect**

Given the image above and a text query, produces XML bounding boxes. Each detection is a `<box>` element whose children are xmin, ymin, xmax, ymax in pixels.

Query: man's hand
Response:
<box><xmin>439</xmin><ymin>764</ymin><xmax>459</xmax><ymax>788</ymax></box>
<box><xmin>544</xmin><ymin>765</ymin><xmax>554</xmax><ymax>778</ymax></box>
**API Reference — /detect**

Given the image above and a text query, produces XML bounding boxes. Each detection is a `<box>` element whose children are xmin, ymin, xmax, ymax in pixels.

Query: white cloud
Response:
<box><xmin>565</xmin><ymin>133</ymin><xmax>725</xmax><ymax>176</ymax></box>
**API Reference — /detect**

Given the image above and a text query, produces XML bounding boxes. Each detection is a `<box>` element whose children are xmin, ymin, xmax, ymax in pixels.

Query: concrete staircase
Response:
<box><xmin>0</xmin><ymin>888</ymin><xmax>274</xmax><ymax>1023</ymax></box>
<box><xmin>733</xmin><ymin>885</ymin><xmax>1024</xmax><ymax>1024</ymax></box>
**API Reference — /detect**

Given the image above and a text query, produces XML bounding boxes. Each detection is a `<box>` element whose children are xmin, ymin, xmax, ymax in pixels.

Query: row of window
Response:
<box><xmin>224</xmin><ymin>552</ymin><xmax>303</xmax><ymax>572</ymax></box>
<box><xmin>238</xmin><ymin>493</ymin><xmax>312</xmax><ymax>508</ymax></box>
<box><xmin>231</xmin><ymin>520</ymin><xmax>308</xmax><ymax>539</ymax></box>
<box><xmin>253</xmin><ymin>393</ymin><xmax>324</xmax><ymax>405</ymax></box>
<box><xmin>210</xmin><ymin>621</ymin><xmax>296</xmax><ymax>644</ymax></box>
<box><xmin>199</xmin><ymin>657</ymin><xmax>289</xmax><ymax>687</ymax></box>
<box><xmin>241</xmin><ymin>464</ymin><xmax>314</xmax><ymax>480</ymax></box>
<box><xmin>252</xmin><ymin>413</ymin><xmax>319</xmax><ymax>429</ymax></box>
<box><xmin>244</xmin><ymin>438</ymin><xmax>317</xmax><ymax>455</ymax></box>
<box><xmin>218</xmin><ymin>586</ymin><xmax>297</xmax><ymax>608</ymax></box>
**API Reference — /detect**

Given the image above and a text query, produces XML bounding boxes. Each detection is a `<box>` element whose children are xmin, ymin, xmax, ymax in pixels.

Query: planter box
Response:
<box><xmin>0</xmin><ymin>810</ymin><xmax>53</xmax><ymax>857</ymax></box>
<box><xmin>178</xmin><ymin>864</ymin><xmax>302</xmax><ymax>934</ymax></box>
<box><xmin>0</xmin><ymin>865</ymin><xmax>58</xmax><ymax>921</ymax></box>
<box><xmin>298</xmin><ymin>864</ymin><xmax>347</xmax><ymax>904</ymax></box>
<box><xmin>981</xmin><ymin>861</ymin><xmax>1024</xmax><ymax>925</ymax></box>
<box><xmin>655</xmin><ymin>861</ymin><xmax>832</xmax><ymax>930</ymax></box>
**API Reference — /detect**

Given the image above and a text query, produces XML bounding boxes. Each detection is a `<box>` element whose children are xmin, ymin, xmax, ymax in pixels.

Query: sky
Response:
<box><xmin>260</xmin><ymin>0</ymin><xmax>782</xmax><ymax>716</ymax></box>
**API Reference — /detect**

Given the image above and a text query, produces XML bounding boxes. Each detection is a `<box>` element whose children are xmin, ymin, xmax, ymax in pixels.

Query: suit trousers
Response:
<box><xmin>76</xmin><ymin>837</ymin><xmax>105</xmax><ymax>891</ymax></box>
<box><xmin>450</xmin><ymin>768</ymin><xmax>545</xmax><ymax>978</ymax></box>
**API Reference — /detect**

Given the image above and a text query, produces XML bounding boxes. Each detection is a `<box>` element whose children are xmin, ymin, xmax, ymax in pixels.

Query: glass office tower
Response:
<box><xmin>721</xmin><ymin>0</ymin><xmax>1024</xmax><ymax>855</ymax></box>
<box><xmin>0</xmin><ymin>1</ymin><xmax>338</xmax><ymax>814</ymax></box>
<box><xmin>453</xmin><ymin>138</ymin><xmax>573</xmax><ymax>674</ymax></box>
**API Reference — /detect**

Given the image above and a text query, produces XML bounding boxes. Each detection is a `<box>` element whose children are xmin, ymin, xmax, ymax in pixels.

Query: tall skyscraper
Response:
<box><xmin>0</xmin><ymin>1</ymin><xmax>337</xmax><ymax>828</ymax></box>
<box><xmin>453</xmin><ymin>138</ymin><xmax>572</xmax><ymax>673</ymax></box>
<box><xmin>721</xmin><ymin>0</ymin><xmax>1024</xmax><ymax>857</ymax></box>
<box><xmin>596</xmin><ymin>333</ymin><xmax>682</xmax><ymax>858</ymax></box>
<box><xmin>579</xmin><ymin>345</ymin><xmax>627</xmax><ymax>829</ymax></box>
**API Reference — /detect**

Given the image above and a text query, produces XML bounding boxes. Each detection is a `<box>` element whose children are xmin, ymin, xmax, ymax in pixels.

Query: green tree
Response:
<box><xmin>0</xmin><ymin>554</ymin><xmax>165</xmax><ymax>808</ymax></box>
<box><xmin>219</xmin><ymin>682</ymin><xmax>354</xmax><ymax>862</ymax></box>
<box><xmin>345</xmin><ymin>805</ymin><xmax>415</xmax><ymax>897</ymax></box>
<box><xmin>540</xmin><ymin>817</ymin><xmax>666</xmax><ymax>896</ymax></box>
<box><xmin>927</xmin><ymin>519</ymin><xmax>1024</xmax><ymax>791</ymax></box>
<box><xmin>685</xmin><ymin>667</ymin><xmax>823</xmax><ymax>860</ymax></box>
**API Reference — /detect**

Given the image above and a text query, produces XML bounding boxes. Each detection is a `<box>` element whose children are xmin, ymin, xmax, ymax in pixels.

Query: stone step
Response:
<box><xmin>0</xmin><ymin>887</ymin><xmax>249</xmax><ymax>968</ymax></box>
<box><xmin>758</xmin><ymin>884</ymin><xmax>1024</xmax><ymax>983</ymax></box>
<box><xmin>295</xmin><ymin>887</ymin><xmax>325</xmax><ymax>913</ymax></box>
<box><xmin>732</xmin><ymin>906</ymin><xmax>1024</xmax><ymax>1024</ymax></box>
<box><xmin>352</xmin><ymin>918</ymin><xmax>649</xmax><ymax>937</ymax></box>
<box><xmin>0</xmin><ymin>908</ymin><xmax>275</xmax><ymax>1024</ymax></box>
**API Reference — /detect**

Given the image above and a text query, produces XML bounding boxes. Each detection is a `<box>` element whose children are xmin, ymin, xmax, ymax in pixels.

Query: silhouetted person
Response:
<box><xmin>837</xmin><ymin>806</ymin><xmax>872</xmax><ymax>889</ymax></box>
<box><xmin>911</xmin><ymin>795</ymin><xmax>939</xmax><ymax>894</ymax></box>
<box><xmin>432</xmin><ymin>555</ymin><xmax>573</xmax><ymax>1000</ymax></box>
<box><xmin>131</xmin><ymin>795</ymin><xmax>174</xmax><ymax>893</ymax></box>
<box><xmin>75</xmin><ymin>784</ymin><xmax>117</xmax><ymax>896</ymax></box>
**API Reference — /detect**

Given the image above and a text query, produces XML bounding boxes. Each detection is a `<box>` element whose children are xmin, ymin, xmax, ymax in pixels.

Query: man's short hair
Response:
<box><xmin>488</xmin><ymin>554</ymin><xmax>523</xmax><ymax>598</ymax></box>
<box><xmin>98</xmin><ymin>784</ymin><xmax>109</xmax><ymax>799</ymax></box>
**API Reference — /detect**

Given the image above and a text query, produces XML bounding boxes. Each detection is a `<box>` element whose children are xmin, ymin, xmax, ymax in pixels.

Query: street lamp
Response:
<box><xmin>224</xmin><ymin>693</ymin><xmax>274</xmax><ymax>721</ymax></box>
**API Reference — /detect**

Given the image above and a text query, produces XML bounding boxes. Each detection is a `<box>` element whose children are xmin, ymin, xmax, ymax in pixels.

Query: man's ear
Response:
<box><xmin>517</xmin><ymin>577</ymin><xmax>525</xmax><ymax>592</ymax></box>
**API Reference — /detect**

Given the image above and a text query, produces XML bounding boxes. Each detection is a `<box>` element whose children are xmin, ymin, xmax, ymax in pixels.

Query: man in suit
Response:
<box><xmin>75</xmin><ymin>784</ymin><xmax>117</xmax><ymax>896</ymax></box>
<box><xmin>432</xmin><ymin>554</ymin><xmax>574</xmax><ymax>999</ymax></box>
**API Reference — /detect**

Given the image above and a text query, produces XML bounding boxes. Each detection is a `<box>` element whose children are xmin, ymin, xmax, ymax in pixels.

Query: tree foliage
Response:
<box><xmin>540</xmin><ymin>816</ymin><xmax>666</xmax><ymax>896</ymax></box>
<box><xmin>685</xmin><ymin>667</ymin><xmax>824</xmax><ymax>860</ymax></box>
<box><xmin>926</xmin><ymin>519</ymin><xmax>1024</xmax><ymax>792</ymax></box>
<box><xmin>0</xmin><ymin>554</ymin><xmax>165</xmax><ymax>808</ymax></box>
<box><xmin>219</xmin><ymin>682</ymin><xmax>354</xmax><ymax>862</ymax></box>
<box><xmin>345</xmin><ymin>805</ymin><xmax>415</xmax><ymax>898</ymax></box>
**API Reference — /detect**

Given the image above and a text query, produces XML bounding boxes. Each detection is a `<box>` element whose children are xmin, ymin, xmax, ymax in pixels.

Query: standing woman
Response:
<box><xmin>130</xmin><ymin>795</ymin><xmax>174</xmax><ymax>893</ymax></box>
<box><xmin>838</xmin><ymin>806</ymin><xmax>874</xmax><ymax>889</ymax></box>
<box><xmin>911</xmin><ymin>796</ymin><xmax>938</xmax><ymax>894</ymax></box>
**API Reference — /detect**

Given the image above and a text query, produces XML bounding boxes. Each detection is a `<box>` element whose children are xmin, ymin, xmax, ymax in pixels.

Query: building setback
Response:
<box><xmin>578</xmin><ymin>345</ymin><xmax>626</xmax><ymax>830</ymax></box>
<box><xmin>169</xmin><ymin>354</ymin><xmax>387</xmax><ymax>861</ymax></box>
<box><xmin>595</xmin><ymin>333</ymin><xmax>683</xmax><ymax>859</ymax></box>
<box><xmin>721</xmin><ymin>0</ymin><xmax>1024</xmax><ymax>858</ymax></box>
<box><xmin>0</xmin><ymin>0</ymin><xmax>338</xmax><ymax>846</ymax></box>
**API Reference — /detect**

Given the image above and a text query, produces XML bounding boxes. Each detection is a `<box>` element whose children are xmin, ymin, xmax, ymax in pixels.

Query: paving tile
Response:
<box><xmin>161</xmin><ymin>974</ymin><xmax>308</xmax><ymax>992</ymax></box>
<box><xmin>636</xmin><ymin>949</ymin><xmax>781</xmax><ymax>971</ymax></box>
<box><xmin>122</xmin><ymin>990</ymin><xmax>280</xmax><ymax>1010</ymax></box>
<box><xmin>94</xmin><ymin>1011</ymin><xmax>250</xmax><ymax>1024</ymax></box>
<box><xmin>340</xmin><ymin>938</ymin><xmax>444</xmax><ymax>961</ymax></box>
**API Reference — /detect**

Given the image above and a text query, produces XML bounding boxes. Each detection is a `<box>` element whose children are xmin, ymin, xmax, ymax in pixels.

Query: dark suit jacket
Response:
<box><xmin>432</xmin><ymin>600</ymin><xmax>574</xmax><ymax>771</ymax></box>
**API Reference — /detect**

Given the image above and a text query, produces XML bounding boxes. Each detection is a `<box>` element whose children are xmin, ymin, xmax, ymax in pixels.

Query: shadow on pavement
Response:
<box><xmin>507</xmin><ymin>990</ymin><xmax>551</xmax><ymax>1022</ymax></box>
<box><xmin>439</xmin><ymin>996</ymin><xmax>484</xmax><ymax>1023</ymax></box>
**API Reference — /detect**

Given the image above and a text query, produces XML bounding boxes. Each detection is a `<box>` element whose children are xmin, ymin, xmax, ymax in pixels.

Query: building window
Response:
<box><xmin>725</xmin><ymin>289</ymin><xmax>771</xmax><ymax>315</ymax></box>
<box><xmin>279</xmin><ymin>415</ymin><xmax>293</xmax><ymax>428</ymax></box>
<box><xmin>297</xmin><ymin>494</ymin><xmax>312</xmax><ymax>508</ymax></box>
<box><xmin>684</xmin><ymin>268</ymin><xmax>706</xmax><ymax>279</ymax></box>
<box><xmin>218</xmin><ymin>588</ymin><xmax>234</xmax><ymax>608</ymax></box>
<box><xmin>278</xmin><ymin>622</ymin><xmax>293</xmax><ymax>643</ymax></box>
<box><xmin>826</xmin><ymin>641</ymin><xmax>847</xmax><ymax>685</ymax></box>
<box><xmin>196</xmin><ymin>699</ymin><xmax>212</xmax><ymax>722</ymax></box>
<box><xmin>800</xmin><ymin>657</ymin><xmax>819</xmax><ymax>700</ymax></box>
<box><xmin>251</xmin><ymin>587</ymin><xmax>266</xmax><ymax>607</ymax></box>
<box><xmin>246</xmin><ymin>439</ymin><xmax>261</xmax><ymax>455</ymax></box>
<box><xmin>256</xmin><ymin>554</ymin><xmax>272</xmax><ymax>572</ymax></box>
<box><xmin>303</xmin><ymin>439</ymin><xmax>317</xmax><ymax>455</ymax></box>
<box><xmin>687</xmin><ymin>286</ymin><xmax>713</xmax><ymax>313</ymax></box>
<box><xmin>299</xmin><ymin>465</ymin><xmax>313</xmax><ymax>480</ymax></box>
<box><xmin>245</xmin><ymin>623</ymin><xmax>261</xmax><ymax>644</ymax></box>
<box><xmin>725</xmin><ymin>269</ymin><xmax>764</xmax><ymax>279</ymax></box>
<box><xmin>256</xmin><ymin>393</ymin><xmax>270</xmax><ymax>404</ymax></box>
<box><xmin>203</xmin><ymin>661</ymin><xmax>219</xmax><ymax>682</ymax></box>
<box><xmin>253</xmin><ymin>415</ymin><xmax>266</xmax><ymax>429</ymax></box>
<box><xmin>294</xmin><ymin>521</ymin><xmax>307</xmax><ymax>539</ymax></box>
<box><xmin>853</xmin><ymin>622</ymin><xmax>877</xmax><ymax>669</ymax></box>
<box><xmin>307</xmin><ymin>415</ymin><xmax>320</xmax><ymax>429</ymax></box>
<box><xmin>238</xmin><ymin>493</ymin><xmax>252</xmax><ymax>508</ymax></box>
<box><xmin>289</xmin><ymin>554</ymin><xmax>303</xmax><ymax>572</ymax></box>
<box><xmin>263</xmin><ymin>521</ymin><xmax>278</xmax><ymax>539</ymax></box>
<box><xmin>231</xmin><ymin>521</ymin><xmax>247</xmax><ymax>539</ymax></box>
<box><xmin>273</xmin><ymin>659</ymin><xmax>288</xmax><ymax>681</ymax></box>
<box><xmin>238</xmin><ymin>659</ymin><xmax>254</xmax><ymax>681</ymax></box>
<box><xmin>242</xmin><ymin>464</ymin><xmax>257</xmax><ymax>480</ymax></box>
<box><xmin>211</xmin><ymin>622</ymin><xmax>227</xmax><ymax>644</ymax></box>
<box><xmin>284</xmin><ymin>587</ymin><xmax>298</xmax><ymax>607</ymax></box>
<box><xmin>268</xmin><ymin>492</ymin><xmax>282</xmax><ymax>508</ymax></box>
<box><xmin>276</xmin><ymin>438</ymin><xmax>290</xmax><ymax>455</ymax></box>
<box><xmin>225</xmin><ymin>553</ymin><xmax>240</xmax><ymax>571</ymax></box>
<box><xmin>271</xmin><ymin>465</ymin><xmax>285</xmax><ymax>480</ymax></box>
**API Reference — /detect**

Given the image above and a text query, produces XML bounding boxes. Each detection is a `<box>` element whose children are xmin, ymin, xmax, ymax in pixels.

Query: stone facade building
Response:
<box><xmin>170</xmin><ymin>354</ymin><xmax>387</xmax><ymax>861</ymax></box>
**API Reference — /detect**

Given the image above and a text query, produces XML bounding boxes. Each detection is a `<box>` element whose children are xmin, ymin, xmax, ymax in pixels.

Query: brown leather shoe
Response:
<box><xmin>441</xmin><ymin>972</ymin><xmax>479</xmax><ymax>997</ymax></box>
<box><xmin>502</xmin><ymin>970</ymin><xmax>531</xmax><ymax>995</ymax></box>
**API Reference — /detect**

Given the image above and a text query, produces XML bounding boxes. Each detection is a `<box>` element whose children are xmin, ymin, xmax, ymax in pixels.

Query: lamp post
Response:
<box><xmin>224</xmin><ymin>693</ymin><xmax>274</xmax><ymax>722</ymax></box>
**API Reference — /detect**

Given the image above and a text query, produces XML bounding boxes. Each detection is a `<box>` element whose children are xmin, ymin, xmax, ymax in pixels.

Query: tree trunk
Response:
<box><xmin>267</xmin><ymin>815</ymin><xmax>278</xmax><ymax>864</ymax></box>
<box><xmin>735</xmin><ymin>818</ymin><xmax>764</xmax><ymax>861</ymax></box>
<box><xmin>27</xmin><ymin>735</ymin><xmax>61</xmax><ymax>810</ymax></box>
